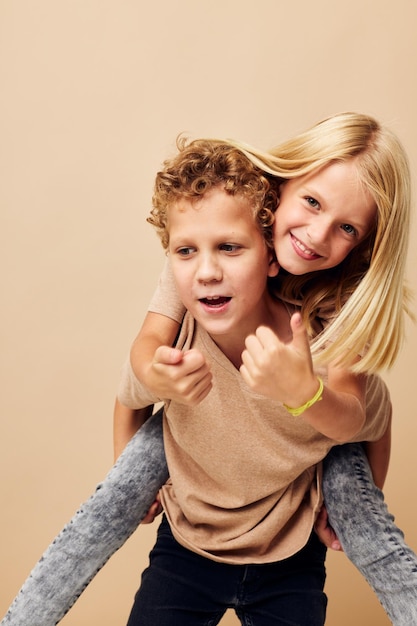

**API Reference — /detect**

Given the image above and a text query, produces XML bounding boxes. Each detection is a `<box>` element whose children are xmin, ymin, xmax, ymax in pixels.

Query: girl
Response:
<box><xmin>2</xmin><ymin>112</ymin><xmax>414</xmax><ymax>625</ymax></box>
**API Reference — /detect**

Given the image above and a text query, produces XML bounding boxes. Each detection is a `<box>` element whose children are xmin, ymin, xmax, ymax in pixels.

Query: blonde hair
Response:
<box><xmin>230</xmin><ymin>112</ymin><xmax>413</xmax><ymax>373</ymax></box>
<box><xmin>148</xmin><ymin>137</ymin><xmax>279</xmax><ymax>252</ymax></box>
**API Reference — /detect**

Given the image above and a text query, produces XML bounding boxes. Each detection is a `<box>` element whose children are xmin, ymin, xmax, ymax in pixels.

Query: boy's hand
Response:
<box><xmin>141</xmin><ymin>495</ymin><xmax>163</xmax><ymax>524</ymax></box>
<box><xmin>146</xmin><ymin>346</ymin><xmax>212</xmax><ymax>405</ymax></box>
<box><xmin>314</xmin><ymin>505</ymin><xmax>342</xmax><ymax>551</ymax></box>
<box><xmin>240</xmin><ymin>313</ymin><xmax>317</xmax><ymax>405</ymax></box>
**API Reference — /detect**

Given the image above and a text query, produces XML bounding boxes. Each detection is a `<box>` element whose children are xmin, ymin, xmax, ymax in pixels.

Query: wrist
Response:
<box><xmin>284</xmin><ymin>377</ymin><xmax>324</xmax><ymax>417</ymax></box>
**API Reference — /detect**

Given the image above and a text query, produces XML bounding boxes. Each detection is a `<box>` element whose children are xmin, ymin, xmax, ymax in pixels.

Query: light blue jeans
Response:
<box><xmin>323</xmin><ymin>443</ymin><xmax>417</xmax><ymax>624</ymax></box>
<box><xmin>1</xmin><ymin>411</ymin><xmax>168</xmax><ymax>626</ymax></box>
<box><xmin>2</xmin><ymin>411</ymin><xmax>416</xmax><ymax>626</ymax></box>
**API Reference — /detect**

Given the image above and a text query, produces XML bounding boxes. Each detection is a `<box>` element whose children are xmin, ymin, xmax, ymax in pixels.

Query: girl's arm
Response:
<box><xmin>126</xmin><ymin>262</ymin><xmax>211</xmax><ymax>406</ymax></box>
<box><xmin>309</xmin><ymin>362</ymin><xmax>366</xmax><ymax>442</ymax></box>
<box><xmin>130</xmin><ymin>311</ymin><xmax>213</xmax><ymax>405</ymax></box>
<box><xmin>241</xmin><ymin>313</ymin><xmax>366</xmax><ymax>442</ymax></box>
<box><xmin>112</xmin><ymin>311</ymin><xmax>175</xmax><ymax>460</ymax></box>
<box><xmin>130</xmin><ymin>311</ymin><xmax>181</xmax><ymax>387</ymax></box>
<box><xmin>114</xmin><ymin>311</ymin><xmax>213</xmax><ymax>459</ymax></box>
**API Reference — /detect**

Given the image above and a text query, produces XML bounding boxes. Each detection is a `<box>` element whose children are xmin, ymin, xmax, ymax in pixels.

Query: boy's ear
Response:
<box><xmin>268</xmin><ymin>254</ymin><xmax>280</xmax><ymax>277</ymax></box>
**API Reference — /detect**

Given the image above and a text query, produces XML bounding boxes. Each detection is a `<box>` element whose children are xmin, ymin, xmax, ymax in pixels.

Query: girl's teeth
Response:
<box><xmin>295</xmin><ymin>239</ymin><xmax>315</xmax><ymax>256</ymax></box>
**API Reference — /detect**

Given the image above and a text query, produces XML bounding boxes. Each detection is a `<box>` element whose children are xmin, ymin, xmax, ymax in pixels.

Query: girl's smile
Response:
<box><xmin>274</xmin><ymin>161</ymin><xmax>377</xmax><ymax>275</ymax></box>
<box><xmin>290</xmin><ymin>233</ymin><xmax>322</xmax><ymax>260</ymax></box>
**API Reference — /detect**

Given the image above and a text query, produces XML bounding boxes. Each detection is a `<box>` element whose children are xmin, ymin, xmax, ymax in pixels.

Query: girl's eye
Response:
<box><xmin>341</xmin><ymin>223</ymin><xmax>357</xmax><ymax>237</ymax></box>
<box><xmin>306</xmin><ymin>196</ymin><xmax>320</xmax><ymax>209</ymax></box>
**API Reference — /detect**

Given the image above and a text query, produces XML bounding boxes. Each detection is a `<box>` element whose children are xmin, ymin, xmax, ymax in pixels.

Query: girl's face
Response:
<box><xmin>274</xmin><ymin>161</ymin><xmax>377</xmax><ymax>275</ymax></box>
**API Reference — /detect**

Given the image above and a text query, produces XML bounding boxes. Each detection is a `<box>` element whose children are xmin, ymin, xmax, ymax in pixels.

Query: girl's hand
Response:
<box><xmin>240</xmin><ymin>312</ymin><xmax>318</xmax><ymax>405</ymax></box>
<box><xmin>146</xmin><ymin>346</ymin><xmax>212</xmax><ymax>406</ymax></box>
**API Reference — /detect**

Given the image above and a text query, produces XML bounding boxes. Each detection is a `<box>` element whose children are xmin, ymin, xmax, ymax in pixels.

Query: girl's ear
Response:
<box><xmin>268</xmin><ymin>254</ymin><xmax>280</xmax><ymax>277</ymax></box>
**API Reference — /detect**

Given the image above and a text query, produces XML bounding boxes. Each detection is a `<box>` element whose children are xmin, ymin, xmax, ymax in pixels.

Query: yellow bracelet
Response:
<box><xmin>283</xmin><ymin>377</ymin><xmax>324</xmax><ymax>417</ymax></box>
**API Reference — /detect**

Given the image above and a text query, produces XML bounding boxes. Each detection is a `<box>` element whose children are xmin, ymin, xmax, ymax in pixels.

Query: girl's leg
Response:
<box><xmin>1</xmin><ymin>409</ymin><xmax>168</xmax><ymax>626</ymax></box>
<box><xmin>323</xmin><ymin>443</ymin><xmax>417</xmax><ymax>626</ymax></box>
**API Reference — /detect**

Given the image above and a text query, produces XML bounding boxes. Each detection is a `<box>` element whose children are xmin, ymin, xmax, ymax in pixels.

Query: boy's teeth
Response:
<box><xmin>201</xmin><ymin>296</ymin><xmax>230</xmax><ymax>305</ymax></box>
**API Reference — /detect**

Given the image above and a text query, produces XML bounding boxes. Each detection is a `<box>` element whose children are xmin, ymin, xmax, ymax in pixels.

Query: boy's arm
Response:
<box><xmin>113</xmin><ymin>398</ymin><xmax>153</xmax><ymax>461</ymax></box>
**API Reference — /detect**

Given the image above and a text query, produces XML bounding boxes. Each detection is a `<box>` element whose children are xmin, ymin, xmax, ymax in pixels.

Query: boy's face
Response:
<box><xmin>167</xmin><ymin>187</ymin><xmax>278</xmax><ymax>344</ymax></box>
<box><xmin>274</xmin><ymin>161</ymin><xmax>376</xmax><ymax>275</ymax></box>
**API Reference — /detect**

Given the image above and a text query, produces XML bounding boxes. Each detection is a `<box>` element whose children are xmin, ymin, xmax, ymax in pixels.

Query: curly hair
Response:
<box><xmin>147</xmin><ymin>137</ymin><xmax>279</xmax><ymax>252</ymax></box>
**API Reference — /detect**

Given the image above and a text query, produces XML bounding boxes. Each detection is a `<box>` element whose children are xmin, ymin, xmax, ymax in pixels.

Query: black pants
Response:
<box><xmin>127</xmin><ymin>516</ymin><xmax>327</xmax><ymax>626</ymax></box>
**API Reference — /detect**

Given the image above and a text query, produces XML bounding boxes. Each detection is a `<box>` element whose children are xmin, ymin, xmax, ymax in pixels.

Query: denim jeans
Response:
<box><xmin>323</xmin><ymin>443</ymin><xmax>417</xmax><ymax>625</ymax></box>
<box><xmin>1</xmin><ymin>409</ymin><xmax>168</xmax><ymax>626</ymax></box>
<box><xmin>2</xmin><ymin>416</ymin><xmax>416</xmax><ymax>626</ymax></box>
<box><xmin>126</xmin><ymin>515</ymin><xmax>327</xmax><ymax>626</ymax></box>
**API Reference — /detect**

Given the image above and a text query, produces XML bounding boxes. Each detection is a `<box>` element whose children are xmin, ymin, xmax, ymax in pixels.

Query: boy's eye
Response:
<box><xmin>220</xmin><ymin>243</ymin><xmax>241</xmax><ymax>253</ymax></box>
<box><xmin>177</xmin><ymin>246</ymin><xmax>195</xmax><ymax>256</ymax></box>
<box><xmin>341</xmin><ymin>223</ymin><xmax>357</xmax><ymax>237</ymax></box>
<box><xmin>306</xmin><ymin>196</ymin><xmax>320</xmax><ymax>209</ymax></box>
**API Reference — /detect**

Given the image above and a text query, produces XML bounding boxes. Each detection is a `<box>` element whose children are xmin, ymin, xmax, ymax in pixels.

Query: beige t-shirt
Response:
<box><xmin>119</xmin><ymin>264</ymin><xmax>391</xmax><ymax>564</ymax></box>
<box><xmin>148</xmin><ymin>259</ymin><xmax>186</xmax><ymax>323</ymax></box>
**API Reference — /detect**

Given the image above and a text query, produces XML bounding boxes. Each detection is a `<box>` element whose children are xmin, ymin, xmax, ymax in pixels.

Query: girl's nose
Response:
<box><xmin>306</xmin><ymin>218</ymin><xmax>331</xmax><ymax>247</ymax></box>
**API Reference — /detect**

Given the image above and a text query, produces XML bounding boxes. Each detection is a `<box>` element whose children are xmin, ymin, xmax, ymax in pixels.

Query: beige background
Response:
<box><xmin>1</xmin><ymin>1</ymin><xmax>416</xmax><ymax>624</ymax></box>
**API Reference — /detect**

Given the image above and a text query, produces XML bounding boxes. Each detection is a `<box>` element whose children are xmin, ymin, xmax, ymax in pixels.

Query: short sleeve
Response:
<box><xmin>148</xmin><ymin>258</ymin><xmax>186</xmax><ymax>323</ymax></box>
<box><xmin>117</xmin><ymin>358</ymin><xmax>160</xmax><ymax>409</ymax></box>
<box><xmin>351</xmin><ymin>374</ymin><xmax>392</xmax><ymax>442</ymax></box>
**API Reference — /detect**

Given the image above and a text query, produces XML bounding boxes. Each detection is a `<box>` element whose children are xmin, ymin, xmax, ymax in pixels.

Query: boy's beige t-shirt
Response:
<box><xmin>119</xmin><ymin>262</ymin><xmax>391</xmax><ymax>565</ymax></box>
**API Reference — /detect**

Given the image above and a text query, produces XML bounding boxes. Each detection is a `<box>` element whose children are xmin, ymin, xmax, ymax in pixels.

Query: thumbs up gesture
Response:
<box><xmin>240</xmin><ymin>312</ymin><xmax>319</xmax><ymax>406</ymax></box>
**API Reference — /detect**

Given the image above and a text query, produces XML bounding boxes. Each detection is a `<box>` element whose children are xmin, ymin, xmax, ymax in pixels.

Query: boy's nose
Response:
<box><xmin>196</xmin><ymin>255</ymin><xmax>222</xmax><ymax>283</ymax></box>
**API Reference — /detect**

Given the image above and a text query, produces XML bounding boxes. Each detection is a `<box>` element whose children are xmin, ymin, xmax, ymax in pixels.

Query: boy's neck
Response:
<box><xmin>208</xmin><ymin>296</ymin><xmax>292</xmax><ymax>369</ymax></box>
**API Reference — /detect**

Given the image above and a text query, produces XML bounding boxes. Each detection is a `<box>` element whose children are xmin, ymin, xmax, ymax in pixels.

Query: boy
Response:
<box><xmin>118</xmin><ymin>138</ymin><xmax>390</xmax><ymax>626</ymax></box>
<box><xmin>2</xmin><ymin>135</ymin><xmax>393</xmax><ymax>626</ymax></box>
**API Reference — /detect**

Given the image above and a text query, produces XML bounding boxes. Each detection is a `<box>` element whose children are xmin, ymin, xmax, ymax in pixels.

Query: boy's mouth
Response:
<box><xmin>199</xmin><ymin>296</ymin><xmax>231</xmax><ymax>307</ymax></box>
